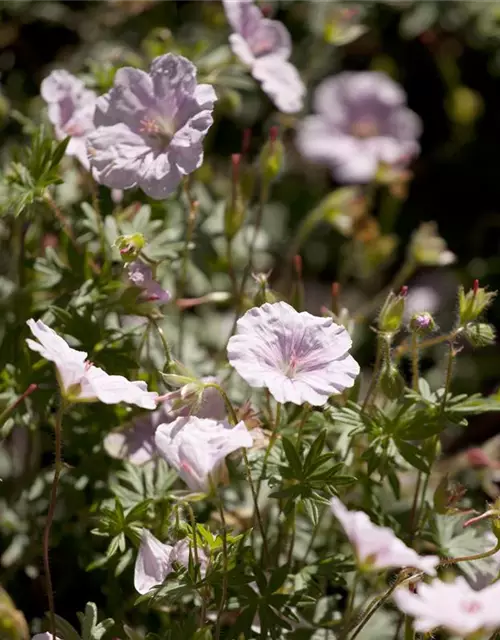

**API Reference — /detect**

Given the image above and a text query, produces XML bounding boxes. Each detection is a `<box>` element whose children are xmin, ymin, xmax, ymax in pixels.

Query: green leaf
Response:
<box><xmin>395</xmin><ymin>440</ymin><xmax>430</xmax><ymax>473</ymax></box>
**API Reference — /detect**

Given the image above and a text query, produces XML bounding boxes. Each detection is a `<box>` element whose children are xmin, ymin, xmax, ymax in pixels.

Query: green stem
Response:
<box><xmin>178</xmin><ymin>195</ymin><xmax>197</xmax><ymax>360</ymax></box>
<box><xmin>417</xmin><ymin>342</ymin><xmax>455</xmax><ymax>532</ymax></box>
<box><xmin>215</xmin><ymin>494</ymin><xmax>229</xmax><ymax>640</ymax></box>
<box><xmin>440</xmin><ymin>541</ymin><xmax>500</xmax><ymax>566</ymax></box>
<box><xmin>202</xmin><ymin>382</ymin><xmax>270</xmax><ymax>564</ymax></box>
<box><xmin>150</xmin><ymin>317</ymin><xmax>172</xmax><ymax>372</ymax></box>
<box><xmin>410</xmin><ymin>332</ymin><xmax>419</xmax><ymax>392</ymax></box>
<box><xmin>362</xmin><ymin>336</ymin><xmax>384</xmax><ymax>411</ymax></box>
<box><xmin>302</xmin><ymin>506</ymin><xmax>326</xmax><ymax>564</ymax></box>
<box><xmin>183</xmin><ymin>502</ymin><xmax>199</xmax><ymax>569</ymax></box>
<box><xmin>287</xmin><ymin>203</ymin><xmax>326</xmax><ymax>263</ymax></box>
<box><xmin>286</xmin><ymin>505</ymin><xmax>296</xmax><ymax>568</ymax></box>
<box><xmin>256</xmin><ymin>402</ymin><xmax>281</xmax><ymax>496</ymax></box>
<box><xmin>242</xmin><ymin>449</ymin><xmax>270</xmax><ymax>565</ymax></box>
<box><xmin>342</xmin><ymin>572</ymin><xmax>360</xmax><ymax>639</ymax></box>
<box><xmin>404</xmin><ymin>615</ymin><xmax>414</xmax><ymax>640</ymax></box>
<box><xmin>226</xmin><ymin>181</ymin><xmax>270</xmax><ymax>346</ymax></box>
<box><xmin>408</xmin><ymin>471</ymin><xmax>422</xmax><ymax>543</ymax></box>
<box><xmin>43</xmin><ymin>402</ymin><xmax>65</xmax><ymax>640</ymax></box>
<box><xmin>349</xmin><ymin>577</ymin><xmax>404</xmax><ymax>640</ymax></box>
<box><xmin>395</xmin><ymin>327</ymin><xmax>463</xmax><ymax>360</ymax></box>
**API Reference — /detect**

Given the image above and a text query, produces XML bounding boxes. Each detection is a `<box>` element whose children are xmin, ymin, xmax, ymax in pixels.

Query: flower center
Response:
<box><xmin>139</xmin><ymin>116</ymin><xmax>175</xmax><ymax>148</ymax></box>
<box><xmin>461</xmin><ymin>600</ymin><xmax>482</xmax><ymax>614</ymax></box>
<box><xmin>283</xmin><ymin>352</ymin><xmax>299</xmax><ymax>379</ymax></box>
<box><xmin>351</xmin><ymin>118</ymin><xmax>379</xmax><ymax>139</ymax></box>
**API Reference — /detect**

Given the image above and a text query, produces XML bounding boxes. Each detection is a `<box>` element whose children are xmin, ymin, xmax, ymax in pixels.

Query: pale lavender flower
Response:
<box><xmin>154</xmin><ymin>415</ymin><xmax>253</xmax><ymax>492</ymax></box>
<box><xmin>222</xmin><ymin>0</ymin><xmax>305</xmax><ymax>113</ymax></box>
<box><xmin>134</xmin><ymin>531</ymin><xmax>209</xmax><ymax>595</ymax></box>
<box><xmin>103</xmin><ymin>378</ymin><xmax>225</xmax><ymax>465</ymax></box>
<box><xmin>227</xmin><ymin>302</ymin><xmax>359</xmax><ymax>406</ymax></box>
<box><xmin>127</xmin><ymin>261</ymin><xmax>171</xmax><ymax>303</ymax></box>
<box><xmin>87</xmin><ymin>53</ymin><xmax>216</xmax><ymax>199</ymax></box>
<box><xmin>26</xmin><ymin>319</ymin><xmax>157</xmax><ymax>409</ymax></box>
<box><xmin>296</xmin><ymin>71</ymin><xmax>422</xmax><ymax>183</ymax></box>
<box><xmin>331</xmin><ymin>497</ymin><xmax>438</xmax><ymax>574</ymax></box>
<box><xmin>393</xmin><ymin>576</ymin><xmax>500</xmax><ymax>636</ymax></box>
<box><xmin>41</xmin><ymin>70</ymin><xmax>97</xmax><ymax>169</ymax></box>
<box><xmin>134</xmin><ymin>529</ymin><xmax>173</xmax><ymax>595</ymax></box>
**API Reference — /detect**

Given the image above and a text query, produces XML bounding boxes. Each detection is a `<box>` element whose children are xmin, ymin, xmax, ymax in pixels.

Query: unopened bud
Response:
<box><xmin>380</xmin><ymin>362</ymin><xmax>406</xmax><ymax>399</ymax></box>
<box><xmin>459</xmin><ymin>282</ymin><xmax>496</xmax><ymax>325</ymax></box>
<box><xmin>252</xmin><ymin>272</ymin><xmax>277</xmax><ymax>306</ymax></box>
<box><xmin>115</xmin><ymin>233</ymin><xmax>146</xmax><ymax>262</ymax></box>
<box><xmin>410</xmin><ymin>312</ymin><xmax>436</xmax><ymax>334</ymax></box>
<box><xmin>463</xmin><ymin>322</ymin><xmax>496</xmax><ymax>348</ymax></box>
<box><xmin>378</xmin><ymin>290</ymin><xmax>406</xmax><ymax>334</ymax></box>
<box><xmin>259</xmin><ymin>127</ymin><xmax>284</xmax><ymax>183</ymax></box>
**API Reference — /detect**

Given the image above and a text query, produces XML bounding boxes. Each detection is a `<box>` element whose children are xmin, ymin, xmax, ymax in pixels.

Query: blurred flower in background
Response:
<box><xmin>296</xmin><ymin>71</ymin><xmax>422</xmax><ymax>183</ymax></box>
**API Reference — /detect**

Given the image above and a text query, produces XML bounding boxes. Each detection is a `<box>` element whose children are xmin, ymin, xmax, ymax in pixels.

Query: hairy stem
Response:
<box><xmin>403</xmin><ymin>615</ymin><xmax>414</xmax><ymax>640</ymax></box>
<box><xmin>243</xmin><ymin>449</ymin><xmax>270</xmax><ymax>565</ymax></box>
<box><xmin>215</xmin><ymin>494</ymin><xmax>228</xmax><ymax>640</ymax></box>
<box><xmin>0</xmin><ymin>383</ymin><xmax>37</xmax><ymax>427</ymax></box>
<box><xmin>349</xmin><ymin>576</ymin><xmax>405</xmax><ymax>640</ymax></box>
<box><xmin>43</xmin><ymin>402</ymin><xmax>65</xmax><ymax>640</ymax></box>
<box><xmin>394</xmin><ymin>327</ymin><xmax>463</xmax><ymax>360</ymax></box>
<box><xmin>362</xmin><ymin>336</ymin><xmax>384</xmax><ymax>411</ymax></box>
<box><xmin>410</xmin><ymin>332</ymin><xmax>419</xmax><ymax>392</ymax></box>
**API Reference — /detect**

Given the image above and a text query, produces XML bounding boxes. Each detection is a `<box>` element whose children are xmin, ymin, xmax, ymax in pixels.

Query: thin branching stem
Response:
<box><xmin>215</xmin><ymin>494</ymin><xmax>228</xmax><ymax>640</ymax></box>
<box><xmin>43</xmin><ymin>401</ymin><xmax>65</xmax><ymax>640</ymax></box>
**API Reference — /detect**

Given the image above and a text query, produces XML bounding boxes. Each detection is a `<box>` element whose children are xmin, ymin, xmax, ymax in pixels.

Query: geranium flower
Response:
<box><xmin>32</xmin><ymin>635</ymin><xmax>63</xmax><ymax>640</ymax></box>
<box><xmin>331</xmin><ymin>497</ymin><xmax>438</xmax><ymax>574</ymax></box>
<box><xmin>127</xmin><ymin>261</ymin><xmax>171</xmax><ymax>303</ymax></box>
<box><xmin>227</xmin><ymin>302</ymin><xmax>359</xmax><ymax>406</ymax></box>
<box><xmin>104</xmin><ymin>379</ymin><xmax>226</xmax><ymax>465</ymax></box>
<box><xmin>222</xmin><ymin>0</ymin><xmax>305</xmax><ymax>113</ymax></box>
<box><xmin>41</xmin><ymin>70</ymin><xmax>97</xmax><ymax>169</ymax></box>
<box><xmin>134</xmin><ymin>530</ymin><xmax>209</xmax><ymax>594</ymax></box>
<box><xmin>154</xmin><ymin>416</ymin><xmax>253</xmax><ymax>492</ymax></box>
<box><xmin>393</xmin><ymin>576</ymin><xmax>500</xmax><ymax>636</ymax></box>
<box><xmin>26</xmin><ymin>319</ymin><xmax>157</xmax><ymax>409</ymax></box>
<box><xmin>134</xmin><ymin>530</ymin><xmax>173</xmax><ymax>595</ymax></box>
<box><xmin>296</xmin><ymin>71</ymin><xmax>421</xmax><ymax>183</ymax></box>
<box><xmin>87</xmin><ymin>53</ymin><xmax>216</xmax><ymax>199</ymax></box>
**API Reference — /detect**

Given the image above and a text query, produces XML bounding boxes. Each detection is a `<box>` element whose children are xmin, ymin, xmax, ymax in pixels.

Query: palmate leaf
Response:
<box><xmin>433</xmin><ymin>514</ymin><xmax>498</xmax><ymax>581</ymax></box>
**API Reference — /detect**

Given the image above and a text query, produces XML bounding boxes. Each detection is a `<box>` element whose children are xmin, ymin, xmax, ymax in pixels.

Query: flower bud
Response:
<box><xmin>408</xmin><ymin>222</ymin><xmax>456</xmax><ymax>266</ymax></box>
<box><xmin>463</xmin><ymin>323</ymin><xmax>496</xmax><ymax>348</ymax></box>
<box><xmin>378</xmin><ymin>290</ymin><xmax>406</xmax><ymax>334</ymax></box>
<box><xmin>259</xmin><ymin>126</ymin><xmax>284</xmax><ymax>184</ymax></box>
<box><xmin>409</xmin><ymin>312</ymin><xmax>436</xmax><ymax>334</ymax></box>
<box><xmin>458</xmin><ymin>281</ymin><xmax>496</xmax><ymax>325</ymax></box>
<box><xmin>380</xmin><ymin>362</ymin><xmax>406</xmax><ymax>399</ymax></box>
<box><xmin>115</xmin><ymin>233</ymin><xmax>145</xmax><ymax>262</ymax></box>
<box><xmin>252</xmin><ymin>272</ymin><xmax>277</xmax><ymax>306</ymax></box>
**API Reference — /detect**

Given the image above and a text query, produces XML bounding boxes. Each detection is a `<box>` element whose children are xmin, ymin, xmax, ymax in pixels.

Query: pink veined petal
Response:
<box><xmin>171</xmin><ymin>141</ymin><xmax>204</xmax><ymax>176</ymax></box>
<box><xmin>33</xmin><ymin>634</ymin><xmax>64</xmax><ymax>640</ymax></box>
<box><xmin>134</xmin><ymin>530</ymin><xmax>173</xmax><ymax>595</ymax></box>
